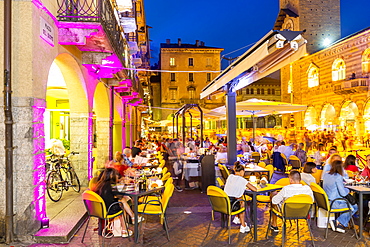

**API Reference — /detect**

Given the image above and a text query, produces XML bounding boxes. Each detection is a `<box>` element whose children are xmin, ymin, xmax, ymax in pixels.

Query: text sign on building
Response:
<box><xmin>40</xmin><ymin>17</ymin><xmax>54</xmax><ymax>47</ymax></box>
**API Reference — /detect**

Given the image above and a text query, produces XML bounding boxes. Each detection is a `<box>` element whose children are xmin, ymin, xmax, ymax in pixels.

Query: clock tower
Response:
<box><xmin>274</xmin><ymin>0</ymin><xmax>341</xmax><ymax>54</ymax></box>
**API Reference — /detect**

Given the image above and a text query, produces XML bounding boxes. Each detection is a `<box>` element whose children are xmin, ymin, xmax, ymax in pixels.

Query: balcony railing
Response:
<box><xmin>333</xmin><ymin>77</ymin><xmax>369</xmax><ymax>94</ymax></box>
<box><xmin>57</xmin><ymin>0</ymin><xmax>126</xmax><ymax>67</ymax></box>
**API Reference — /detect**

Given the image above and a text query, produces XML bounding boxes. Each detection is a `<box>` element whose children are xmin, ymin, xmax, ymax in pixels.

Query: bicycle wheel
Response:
<box><xmin>67</xmin><ymin>170</ymin><xmax>81</xmax><ymax>192</ymax></box>
<box><xmin>46</xmin><ymin>171</ymin><xmax>63</xmax><ymax>202</ymax></box>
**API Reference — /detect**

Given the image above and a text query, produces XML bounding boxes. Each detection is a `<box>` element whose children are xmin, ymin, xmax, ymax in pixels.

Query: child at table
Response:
<box><xmin>224</xmin><ymin>161</ymin><xmax>257</xmax><ymax>233</ymax></box>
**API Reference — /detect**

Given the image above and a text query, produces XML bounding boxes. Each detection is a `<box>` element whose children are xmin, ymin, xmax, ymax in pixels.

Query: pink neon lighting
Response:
<box><xmin>32</xmin><ymin>98</ymin><xmax>47</xmax><ymax>223</ymax></box>
<box><xmin>87</xmin><ymin>112</ymin><xmax>93</xmax><ymax>179</ymax></box>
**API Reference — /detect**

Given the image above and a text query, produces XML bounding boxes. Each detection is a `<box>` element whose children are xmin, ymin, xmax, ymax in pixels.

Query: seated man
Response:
<box><xmin>224</xmin><ymin>161</ymin><xmax>257</xmax><ymax>233</ymax></box>
<box><xmin>270</xmin><ymin>170</ymin><xmax>314</xmax><ymax>232</ymax></box>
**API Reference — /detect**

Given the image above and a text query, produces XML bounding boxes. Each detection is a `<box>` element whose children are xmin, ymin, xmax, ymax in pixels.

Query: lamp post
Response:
<box><xmin>4</xmin><ymin>0</ymin><xmax>14</xmax><ymax>243</ymax></box>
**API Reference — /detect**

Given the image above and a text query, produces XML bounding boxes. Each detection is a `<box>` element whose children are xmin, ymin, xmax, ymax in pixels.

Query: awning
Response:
<box><xmin>207</xmin><ymin>98</ymin><xmax>307</xmax><ymax>117</ymax></box>
<box><xmin>200</xmin><ymin>30</ymin><xmax>307</xmax><ymax>99</ymax></box>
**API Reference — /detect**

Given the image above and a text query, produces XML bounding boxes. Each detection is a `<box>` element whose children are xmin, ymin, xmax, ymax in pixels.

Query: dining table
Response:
<box><xmin>244</xmin><ymin>164</ymin><xmax>270</xmax><ymax>179</ymax></box>
<box><xmin>115</xmin><ymin>186</ymin><xmax>164</xmax><ymax>243</ymax></box>
<box><xmin>244</xmin><ymin>184</ymin><xmax>283</xmax><ymax>241</ymax></box>
<box><xmin>345</xmin><ymin>185</ymin><xmax>370</xmax><ymax>239</ymax></box>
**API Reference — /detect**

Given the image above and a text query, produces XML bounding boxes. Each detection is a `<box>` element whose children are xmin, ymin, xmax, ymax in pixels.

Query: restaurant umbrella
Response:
<box><xmin>207</xmin><ymin>98</ymin><xmax>307</xmax><ymax>142</ymax></box>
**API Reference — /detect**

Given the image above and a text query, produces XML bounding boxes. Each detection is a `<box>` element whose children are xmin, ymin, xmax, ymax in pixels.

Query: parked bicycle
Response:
<box><xmin>46</xmin><ymin>151</ymin><xmax>81</xmax><ymax>202</ymax></box>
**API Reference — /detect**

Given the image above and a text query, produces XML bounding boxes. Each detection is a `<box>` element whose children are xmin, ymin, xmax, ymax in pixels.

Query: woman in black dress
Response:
<box><xmin>94</xmin><ymin>168</ymin><xmax>141</xmax><ymax>237</ymax></box>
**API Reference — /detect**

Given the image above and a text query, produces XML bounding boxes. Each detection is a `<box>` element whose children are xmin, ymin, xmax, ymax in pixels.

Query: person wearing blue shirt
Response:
<box><xmin>283</xmin><ymin>143</ymin><xmax>296</xmax><ymax>160</ymax></box>
<box><xmin>323</xmin><ymin>160</ymin><xmax>358</xmax><ymax>233</ymax></box>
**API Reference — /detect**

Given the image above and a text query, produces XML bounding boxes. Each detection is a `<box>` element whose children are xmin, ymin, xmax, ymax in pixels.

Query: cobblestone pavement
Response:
<box><xmin>4</xmin><ymin>189</ymin><xmax>370</xmax><ymax>247</ymax></box>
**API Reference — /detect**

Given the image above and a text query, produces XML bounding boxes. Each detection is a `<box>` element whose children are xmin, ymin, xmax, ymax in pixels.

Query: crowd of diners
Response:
<box><xmin>87</xmin><ymin>131</ymin><xmax>370</xmax><ymax>238</ymax></box>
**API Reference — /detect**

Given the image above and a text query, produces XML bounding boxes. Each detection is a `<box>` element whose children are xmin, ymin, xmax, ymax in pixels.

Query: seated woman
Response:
<box><xmin>215</xmin><ymin>145</ymin><xmax>228</xmax><ymax>164</ymax></box>
<box><xmin>343</xmin><ymin>154</ymin><xmax>359</xmax><ymax>173</ymax></box>
<box><xmin>300</xmin><ymin>162</ymin><xmax>317</xmax><ymax>185</ymax></box>
<box><xmin>224</xmin><ymin>161</ymin><xmax>257</xmax><ymax>233</ymax></box>
<box><xmin>322</xmin><ymin>160</ymin><xmax>358</xmax><ymax>233</ymax></box>
<box><xmin>93</xmin><ymin>168</ymin><xmax>143</xmax><ymax>237</ymax></box>
<box><xmin>113</xmin><ymin>151</ymin><xmax>128</xmax><ymax>177</ymax></box>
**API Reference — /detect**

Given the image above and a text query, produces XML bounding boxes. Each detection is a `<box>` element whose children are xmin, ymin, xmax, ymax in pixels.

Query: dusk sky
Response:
<box><xmin>145</xmin><ymin>0</ymin><xmax>370</xmax><ymax>67</ymax></box>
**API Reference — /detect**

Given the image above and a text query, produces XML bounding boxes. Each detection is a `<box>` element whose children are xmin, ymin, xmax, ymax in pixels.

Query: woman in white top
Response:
<box><xmin>224</xmin><ymin>162</ymin><xmax>257</xmax><ymax>233</ymax></box>
<box><xmin>215</xmin><ymin>145</ymin><xmax>228</xmax><ymax>164</ymax></box>
<box><xmin>301</xmin><ymin>162</ymin><xmax>317</xmax><ymax>185</ymax></box>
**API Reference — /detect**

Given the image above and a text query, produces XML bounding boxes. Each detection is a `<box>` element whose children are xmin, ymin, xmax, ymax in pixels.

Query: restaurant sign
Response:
<box><xmin>40</xmin><ymin>17</ymin><xmax>54</xmax><ymax>47</ymax></box>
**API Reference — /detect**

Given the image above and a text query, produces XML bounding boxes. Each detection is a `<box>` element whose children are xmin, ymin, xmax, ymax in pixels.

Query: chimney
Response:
<box><xmin>200</xmin><ymin>41</ymin><xmax>205</xmax><ymax>46</ymax></box>
<box><xmin>166</xmin><ymin>39</ymin><xmax>170</xmax><ymax>44</ymax></box>
<box><xmin>195</xmin><ymin>40</ymin><xmax>200</xmax><ymax>47</ymax></box>
<box><xmin>178</xmin><ymin>38</ymin><xmax>181</xmax><ymax>46</ymax></box>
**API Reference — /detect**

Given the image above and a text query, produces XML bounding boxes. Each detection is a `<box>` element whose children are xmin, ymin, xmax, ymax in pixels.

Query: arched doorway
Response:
<box><xmin>93</xmin><ymin>82</ymin><xmax>111</xmax><ymax>172</ymax></box>
<box><xmin>340</xmin><ymin>101</ymin><xmax>359</xmax><ymax>133</ymax></box>
<box><xmin>44</xmin><ymin>54</ymin><xmax>89</xmax><ymax>221</ymax></box>
<box><xmin>320</xmin><ymin>104</ymin><xmax>336</xmax><ymax>129</ymax></box>
<box><xmin>267</xmin><ymin>116</ymin><xmax>276</xmax><ymax>128</ymax></box>
<box><xmin>304</xmin><ymin>106</ymin><xmax>318</xmax><ymax>130</ymax></box>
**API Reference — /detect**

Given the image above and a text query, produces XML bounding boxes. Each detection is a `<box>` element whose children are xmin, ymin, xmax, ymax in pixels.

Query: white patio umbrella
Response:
<box><xmin>207</xmin><ymin>98</ymin><xmax>307</xmax><ymax>141</ymax></box>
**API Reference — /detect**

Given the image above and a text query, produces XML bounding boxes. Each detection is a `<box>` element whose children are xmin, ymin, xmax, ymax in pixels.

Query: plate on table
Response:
<box><xmin>344</xmin><ymin>179</ymin><xmax>354</xmax><ymax>184</ymax></box>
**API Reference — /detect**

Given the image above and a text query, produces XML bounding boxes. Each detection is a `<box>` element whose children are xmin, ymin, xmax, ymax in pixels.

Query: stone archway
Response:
<box><xmin>339</xmin><ymin>101</ymin><xmax>359</xmax><ymax>134</ymax></box>
<box><xmin>304</xmin><ymin>106</ymin><xmax>318</xmax><ymax>130</ymax></box>
<box><xmin>43</xmin><ymin>53</ymin><xmax>90</xmax><ymax>225</ymax></box>
<box><xmin>93</xmin><ymin>82</ymin><xmax>111</xmax><ymax>171</ymax></box>
<box><xmin>320</xmin><ymin>104</ymin><xmax>336</xmax><ymax>129</ymax></box>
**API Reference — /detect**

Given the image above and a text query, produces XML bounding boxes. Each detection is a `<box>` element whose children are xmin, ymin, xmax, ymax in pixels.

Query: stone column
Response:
<box><xmin>356</xmin><ymin>115</ymin><xmax>364</xmax><ymax>143</ymax></box>
<box><xmin>0</xmin><ymin>97</ymin><xmax>45</xmax><ymax>236</ymax></box>
<box><xmin>96</xmin><ymin>117</ymin><xmax>110</xmax><ymax>168</ymax></box>
<box><xmin>69</xmin><ymin>111</ymin><xmax>91</xmax><ymax>185</ymax></box>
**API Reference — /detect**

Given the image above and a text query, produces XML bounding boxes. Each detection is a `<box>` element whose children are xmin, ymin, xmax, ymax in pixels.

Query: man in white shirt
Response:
<box><xmin>270</xmin><ymin>170</ymin><xmax>314</xmax><ymax>232</ymax></box>
<box><xmin>277</xmin><ymin>141</ymin><xmax>288</xmax><ymax>154</ymax></box>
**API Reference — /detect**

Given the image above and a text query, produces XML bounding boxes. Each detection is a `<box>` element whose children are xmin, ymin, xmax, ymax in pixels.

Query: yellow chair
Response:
<box><xmin>310</xmin><ymin>182</ymin><xmax>358</xmax><ymax>239</ymax></box>
<box><xmin>205</xmin><ymin>185</ymin><xmax>247</xmax><ymax>244</ymax></box>
<box><xmin>266</xmin><ymin>194</ymin><xmax>315</xmax><ymax>246</ymax></box>
<box><xmin>88</xmin><ymin>176</ymin><xmax>99</xmax><ymax>191</ymax></box>
<box><xmin>218</xmin><ymin>164</ymin><xmax>230</xmax><ymax>181</ymax></box>
<box><xmin>265</xmin><ymin>165</ymin><xmax>274</xmax><ymax>180</ymax></box>
<box><xmin>275</xmin><ymin>178</ymin><xmax>306</xmax><ymax>186</ymax></box>
<box><xmin>139</xmin><ymin>177</ymin><xmax>173</xmax><ymax>204</ymax></box>
<box><xmin>162</xmin><ymin>167</ymin><xmax>168</xmax><ymax>175</ymax></box>
<box><xmin>346</xmin><ymin>170</ymin><xmax>355</xmax><ymax>178</ymax></box>
<box><xmin>161</xmin><ymin>172</ymin><xmax>171</xmax><ymax>182</ymax></box>
<box><xmin>289</xmin><ymin>155</ymin><xmax>301</xmax><ymax>170</ymax></box>
<box><xmin>138</xmin><ymin>183</ymin><xmax>175</xmax><ymax>241</ymax></box>
<box><xmin>251</xmin><ymin>152</ymin><xmax>261</xmax><ymax>163</ymax></box>
<box><xmin>159</xmin><ymin>159</ymin><xmax>166</xmax><ymax>168</ymax></box>
<box><xmin>275</xmin><ymin>178</ymin><xmax>291</xmax><ymax>186</ymax></box>
<box><xmin>312</xmin><ymin>169</ymin><xmax>323</xmax><ymax>184</ymax></box>
<box><xmin>216</xmin><ymin>177</ymin><xmax>225</xmax><ymax>187</ymax></box>
<box><xmin>258</xmin><ymin>161</ymin><xmax>266</xmax><ymax>168</ymax></box>
<box><xmin>81</xmin><ymin>190</ymin><xmax>129</xmax><ymax>243</ymax></box>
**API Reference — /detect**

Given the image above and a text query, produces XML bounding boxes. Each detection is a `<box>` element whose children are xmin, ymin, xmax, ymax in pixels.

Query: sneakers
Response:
<box><xmin>330</xmin><ymin>220</ymin><xmax>336</xmax><ymax>231</ymax></box>
<box><xmin>232</xmin><ymin>216</ymin><xmax>241</xmax><ymax>225</ymax></box>
<box><xmin>330</xmin><ymin>220</ymin><xmax>345</xmax><ymax>233</ymax></box>
<box><xmin>121</xmin><ymin>229</ymin><xmax>133</xmax><ymax>238</ymax></box>
<box><xmin>336</xmin><ymin>223</ymin><xmax>346</xmax><ymax>233</ymax></box>
<box><xmin>132</xmin><ymin>216</ymin><xmax>145</xmax><ymax>223</ymax></box>
<box><xmin>240</xmin><ymin>224</ymin><xmax>250</xmax><ymax>233</ymax></box>
<box><xmin>270</xmin><ymin>225</ymin><xmax>279</xmax><ymax>232</ymax></box>
<box><xmin>175</xmin><ymin>186</ymin><xmax>183</xmax><ymax>192</ymax></box>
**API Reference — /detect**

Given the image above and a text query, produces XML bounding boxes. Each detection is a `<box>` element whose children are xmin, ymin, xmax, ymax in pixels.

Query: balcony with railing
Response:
<box><xmin>333</xmin><ymin>77</ymin><xmax>369</xmax><ymax>94</ymax></box>
<box><xmin>57</xmin><ymin>0</ymin><xmax>126</xmax><ymax>67</ymax></box>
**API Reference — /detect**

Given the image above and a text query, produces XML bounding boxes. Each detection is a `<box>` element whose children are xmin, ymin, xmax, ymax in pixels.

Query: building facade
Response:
<box><xmin>0</xmin><ymin>0</ymin><xmax>150</xmax><ymax>241</ymax></box>
<box><xmin>281</xmin><ymin>28</ymin><xmax>370</xmax><ymax>137</ymax></box>
<box><xmin>155</xmin><ymin>39</ymin><xmax>224</xmax><ymax>121</ymax></box>
<box><xmin>275</xmin><ymin>0</ymin><xmax>370</xmax><ymax>139</ymax></box>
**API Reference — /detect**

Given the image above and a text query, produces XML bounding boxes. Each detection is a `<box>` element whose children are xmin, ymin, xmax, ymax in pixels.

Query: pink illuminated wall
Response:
<box><xmin>32</xmin><ymin>99</ymin><xmax>47</xmax><ymax>225</ymax></box>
